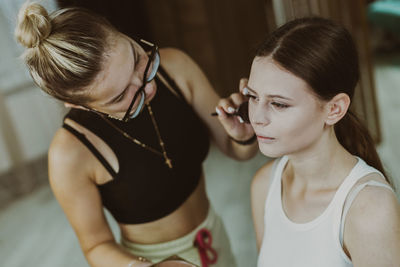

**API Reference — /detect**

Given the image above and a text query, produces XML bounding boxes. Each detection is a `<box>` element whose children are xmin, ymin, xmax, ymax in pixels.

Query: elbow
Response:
<box><xmin>84</xmin><ymin>239</ymin><xmax>116</xmax><ymax>262</ymax></box>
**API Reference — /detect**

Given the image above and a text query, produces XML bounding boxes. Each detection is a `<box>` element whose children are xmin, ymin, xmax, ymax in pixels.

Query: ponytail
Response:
<box><xmin>335</xmin><ymin>110</ymin><xmax>393</xmax><ymax>188</ymax></box>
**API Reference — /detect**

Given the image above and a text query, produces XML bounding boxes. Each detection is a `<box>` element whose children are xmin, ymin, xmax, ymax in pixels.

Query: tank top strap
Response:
<box><xmin>269</xmin><ymin>156</ymin><xmax>289</xmax><ymax>188</ymax></box>
<box><xmin>157</xmin><ymin>66</ymin><xmax>186</xmax><ymax>102</ymax></box>
<box><xmin>330</xmin><ymin>157</ymin><xmax>392</xmax><ymax>245</ymax></box>
<box><xmin>263</xmin><ymin>156</ymin><xmax>289</xmax><ymax>216</ymax></box>
<box><xmin>330</xmin><ymin>157</ymin><xmax>375</xmax><ymax>208</ymax></box>
<box><xmin>62</xmin><ymin>123</ymin><xmax>117</xmax><ymax>178</ymax></box>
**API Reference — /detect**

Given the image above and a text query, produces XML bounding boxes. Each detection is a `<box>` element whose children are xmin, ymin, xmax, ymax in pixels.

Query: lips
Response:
<box><xmin>256</xmin><ymin>134</ymin><xmax>276</xmax><ymax>143</ymax></box>
<box><xmin>256</xmin><ymin>135</ymin><xmax>275</xmax><ymax>140</ymax></box>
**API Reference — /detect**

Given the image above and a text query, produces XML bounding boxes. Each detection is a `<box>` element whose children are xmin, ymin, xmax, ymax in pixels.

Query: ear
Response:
<box><xmin>324</xmin><ymin>93</ymin><xmax>350</xmax><ymax>126</ymax></box>
<box><xmin>64</xmin><ymin>102</ymin><xmax>89</xmax><ymax>111</ymax></box>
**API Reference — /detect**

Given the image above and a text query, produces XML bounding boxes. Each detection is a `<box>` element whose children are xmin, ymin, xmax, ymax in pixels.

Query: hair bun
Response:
<box><xmin>15</xmin><ymin>2</ymin><xmax>52</xmax><ymax>48</ymax></box>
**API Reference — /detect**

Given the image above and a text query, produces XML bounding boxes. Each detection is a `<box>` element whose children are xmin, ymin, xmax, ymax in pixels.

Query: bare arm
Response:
<box><xmin>251</xmin><ymin>160</ymin><xmax>276</xmax><ymax>250</ymax></box>
<box><xmin>344</xmin><ymin>184</ymin><xmax>400</xmax><ymax>267</ymax></box>
<box><xmin>48</xmin><ymin>129</ymin><xmax>152</xmax><ymax>267</ymax></box>
<box><xmin>159</xmin><ymin>48</ymin><xmax>258</xmax><ymax>161</ymax></box>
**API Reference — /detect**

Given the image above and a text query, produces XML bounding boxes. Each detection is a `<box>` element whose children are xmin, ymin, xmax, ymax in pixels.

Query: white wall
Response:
<box><xmin>0</xmin><ymin>0</ymin><xmax>64</xmax><ymax>174</ymax></box>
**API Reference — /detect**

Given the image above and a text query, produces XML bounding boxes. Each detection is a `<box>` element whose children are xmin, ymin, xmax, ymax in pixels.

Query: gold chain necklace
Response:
<box><xmin>100</xmin><ymin>103</ymin><xmax>173</xmax><ymax>169</ymax></box>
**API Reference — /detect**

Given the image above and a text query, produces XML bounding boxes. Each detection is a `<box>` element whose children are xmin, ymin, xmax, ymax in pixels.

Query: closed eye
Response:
<box><xmin>110</xmin><ymin>42</ymin><xmax>140</xmax><ymax>105</ymax></box>
<box><xmin>247</xmin><ymin>94</ymin><xmax>258</xmax><ymax>100</ymax></box>
<box><xmin>272</xmin><ymin>102</ymin><xmax>289</xmax><ymax>108</ymax></box>
<box><xmin>115</xmin><ymin>92</ymin><xmax>126</xmax><ymax>103</ymax></box>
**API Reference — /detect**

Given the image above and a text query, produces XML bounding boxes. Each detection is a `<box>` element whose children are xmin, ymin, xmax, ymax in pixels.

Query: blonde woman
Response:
<box><xmin>15</xmin><ymin>2</ymin><xmax>258</xmax><ymax>267</ymax></box>
<box><xmin>249</xmin><ymin>17</ymin><xmax>400</xmax><ymax>267</ymax></box>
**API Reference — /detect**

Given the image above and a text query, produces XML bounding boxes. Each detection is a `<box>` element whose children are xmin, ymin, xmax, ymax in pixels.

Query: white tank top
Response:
<box><xmin>257</xmin><ymin>156</ymin><xmax>394</xmax><ymax>267</ymax></box>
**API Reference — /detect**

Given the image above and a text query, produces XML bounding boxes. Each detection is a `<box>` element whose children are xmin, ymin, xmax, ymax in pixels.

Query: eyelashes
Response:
<box><xmin>247</xmin><ymin>94</ymin><xmax>290</xmax><ymax>109</ymax></box>
<box><xmin>115</xmin><ymin>93</ymin><xmax>126</xmax><ymax>103</ymax></box>
<box><xmin>272</xmin><ymin>102</ymin><xmax>289</xmax><ymax>109</ymax></box>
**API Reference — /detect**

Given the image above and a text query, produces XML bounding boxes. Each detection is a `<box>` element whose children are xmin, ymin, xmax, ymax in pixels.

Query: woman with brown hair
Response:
<box><xmin>15</xmin><ymin>2</ymin><xmax>258</xmax><ymax>267</ymax></box>
<box><xmin>249</xmin><ymin>17</ymin><xmax>400</xmax><ymax>267</ymax></box>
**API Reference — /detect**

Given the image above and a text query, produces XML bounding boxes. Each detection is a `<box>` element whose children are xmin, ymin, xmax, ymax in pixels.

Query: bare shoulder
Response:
<box><xmin>48</xmin><ymin>126</ymin><xmax>92</xmax><ymax>188</ymax></box>
<box><xmin>346</xmin><ymin>178</ymin><xmax>399</xmax><ymax>233</ymax></box>
<box><xmin>344</xmin><ymin>174</ymin><xmax>400</xmax><ymax>264</ymax></box>
<box><xmin>48</xmin><ymin>127</ymin><xmax>115</xmax><ymax>255</ymax></box>
<box><xmin>159</xmin><ymin>47</ymin><xmax>191</xmax><ymax>65</ymax></box>
<box><xmin>159</xmin><ymin>48</ymin><xmax>192</xmax><ymax>98</ymax></box>
<box><xmin>159</xmin><ymin>48</ymin><xmax>193</xmax><ymax>81</ymax></box>
<box><xmin>347</xmin><ymin>172</ymin><xmax>397</xmax><ymax>226</ymax></box>
<box><xmin>159</xmin><ymin>48</ymin><xmax>210</xmax><ymax>102</ymax></box>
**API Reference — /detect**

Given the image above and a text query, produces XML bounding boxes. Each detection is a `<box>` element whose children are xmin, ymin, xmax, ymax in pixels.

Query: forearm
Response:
<box><xmin>225</xmin><ymin>136</ymin><xmax>259</xmax><ymax>161</ymax></box>
<box><xmin>86</xmin><ymin>240</ymin><xmax>152</xmax><ymax>267</ymax></box>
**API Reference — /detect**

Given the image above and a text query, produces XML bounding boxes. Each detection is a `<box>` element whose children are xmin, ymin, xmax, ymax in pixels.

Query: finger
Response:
<box><xmin>217</xmin><ymin>98</ymin><xmax>236</xmax><ymax>114</ymax></box>
<box><xmin>230</xmin><ymin>92</ymin><xmax>246</xmax><ymax>106</ymax></box>
<box><xmin>215</xmin><ymin>106</ymin><xmax>228</xmax><ymax>120</ymax></box>
<box><xmin>242</xmin><ymin>86</ymin><xmax>250</xmax><ymax>96</ymax></box>
<box><xmin>239</xmin><ymin>78</ymin><xmax>248</xmax><ymax>92</ymax></box>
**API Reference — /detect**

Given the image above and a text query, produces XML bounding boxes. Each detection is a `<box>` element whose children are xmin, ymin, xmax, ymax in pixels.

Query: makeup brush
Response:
<box><xmin>211</xmin><ymin>101</ymin><xmax>250</xmax><ymax>124</ymax></box>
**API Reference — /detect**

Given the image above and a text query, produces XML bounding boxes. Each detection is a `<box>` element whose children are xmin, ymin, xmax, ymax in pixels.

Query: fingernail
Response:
<box><xmin>227</xmin><ymin>107</ymin><xmax>235</xmax><ymax>113</ymax></box>
<box><xmin>215</xmin><ymin>107</ymin><xmax>221</xmax><ymax>115</ymax></box>
<box><xmin>243</xmin><ymin>87</ymin><xmax>249</xmax><ymax>95</ymax></box>
<box><xmin>238</xmin><ymin>117</ymin><xmax>244</xmax><ymax>123</ymax></box>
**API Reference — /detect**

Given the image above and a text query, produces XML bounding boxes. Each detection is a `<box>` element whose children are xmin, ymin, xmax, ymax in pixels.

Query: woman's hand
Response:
<box><xmin>215</xmin><ymin>78</ymin><xmax>254</xmax><ymax>141</ymax></box>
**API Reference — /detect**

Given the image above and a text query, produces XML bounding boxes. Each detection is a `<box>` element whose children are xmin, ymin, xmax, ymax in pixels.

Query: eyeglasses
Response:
<box><xmin>122</xmin><ymin>38</ymin><xmax>160</xmax><ymax>122</ymax></box>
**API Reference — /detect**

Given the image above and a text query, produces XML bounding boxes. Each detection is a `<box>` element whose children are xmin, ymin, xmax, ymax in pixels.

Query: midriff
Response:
<box><xmin>119</xmin><ymin>173</ymin><xmax>209</xmax><ymax>244</ymax></box>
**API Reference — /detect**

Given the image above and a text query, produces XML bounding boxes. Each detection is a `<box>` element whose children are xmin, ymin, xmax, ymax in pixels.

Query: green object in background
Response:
<box><xmin>367</xmin><ymin>0</ymin><xmax>400</xmax><ymax>36</ymax></box>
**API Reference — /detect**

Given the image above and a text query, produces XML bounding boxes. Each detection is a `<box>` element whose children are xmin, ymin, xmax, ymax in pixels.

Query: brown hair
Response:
<box><xmin>15</xmin><ymin>2</ymin><xmax>116</xmax><ymax>105</ymax></box>
<box><xmin>256</xmin><ymin>17</ymin><xmax>392</xmax><ymax>185</ymax></box>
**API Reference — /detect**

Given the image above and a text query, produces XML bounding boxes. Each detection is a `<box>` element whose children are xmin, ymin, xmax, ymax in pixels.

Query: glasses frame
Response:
<box><xmin>122</xmin><ymin>38</ymin><xmax>159</xmax><ymax>122</ymax></box>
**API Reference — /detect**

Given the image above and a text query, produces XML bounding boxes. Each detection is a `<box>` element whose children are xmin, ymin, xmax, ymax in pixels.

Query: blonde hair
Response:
<box><xmin>15</xmin><ymin>2</ymin><xmax>117</xmax><ymax>105</ymax></box>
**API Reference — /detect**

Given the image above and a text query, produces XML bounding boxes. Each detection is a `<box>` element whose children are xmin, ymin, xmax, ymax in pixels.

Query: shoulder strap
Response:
<box><xmin>268</xmin><ymin>159</ymin><xmax>280</xmax><ymax>189</ymax></box>
<box><xmin>157</xmin><ymin>66</ymin><xmax>186</xmax><ymax>101</ymax></box>
<box><xmin>263</xmin><ymin>157</ymin><xmax>286</xmax><ymax>215</ymax></box>
<box><xmin>339</xmin><ymin>180</ymin><xmax>394</xmax><ymax>246</ymax></box>
<box><xmin>62</xmin><ymin>123</ymin><xmax>117</xmax><ymax>178</ymax></box>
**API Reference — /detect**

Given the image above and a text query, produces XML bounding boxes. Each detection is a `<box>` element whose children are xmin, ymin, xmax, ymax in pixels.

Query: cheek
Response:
<box><xmin>256</xmin><ymin>107</ymin><xmax>325</xmax><ymax>157</ymax></box>
<box><xmin>280</xmin><ymin>108</ymin><xmax>325</xmax><ymax>149</ymax></box>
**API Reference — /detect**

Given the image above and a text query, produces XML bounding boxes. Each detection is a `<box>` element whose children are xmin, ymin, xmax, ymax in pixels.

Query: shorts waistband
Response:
<box><xmin>121</xmin><ymin>206</ymin><xmax>217</xmax><ymax>257</ymax></box>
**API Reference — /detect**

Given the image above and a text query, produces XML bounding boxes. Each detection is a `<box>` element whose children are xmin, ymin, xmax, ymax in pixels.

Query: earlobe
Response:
<box><xmin>325</xmin><ymin>93</ymin><xmax>350</xmax><ymax>126</ymax></box>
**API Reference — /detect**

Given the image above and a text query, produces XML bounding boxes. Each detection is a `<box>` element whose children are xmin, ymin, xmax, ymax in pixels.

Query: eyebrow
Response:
<box><xmin>104</xmin><ymin>41</ymin><xmax>137</xmax><ymax>105</ymax></box>
<box><xmin>246</xmin><ymin>85</ymin><xmax>293</xmax><ymax>101</ymax></box>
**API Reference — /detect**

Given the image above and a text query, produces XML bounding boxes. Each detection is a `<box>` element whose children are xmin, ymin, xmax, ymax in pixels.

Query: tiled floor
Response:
<box><xmin>1</xmin><ymin>52</ymin><xmax>399</xmax><ymax>267</ymax></box>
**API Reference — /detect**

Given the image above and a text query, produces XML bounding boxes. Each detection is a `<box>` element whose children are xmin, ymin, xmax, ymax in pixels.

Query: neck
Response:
<box><xmin>286</xmin><ymin>127</ymin><xmax>357</xmax><ymax>189</ymax></box>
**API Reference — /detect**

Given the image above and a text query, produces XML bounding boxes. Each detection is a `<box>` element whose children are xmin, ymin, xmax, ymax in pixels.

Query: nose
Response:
<box><xmin>249</xmin><ymin>101</ymin><xmax>271</xmax><ymax>127</ymax></box>
<box><xmin>144</xmin><ymin>81</ymin><xmax>154</xmax><ymax>95</ymax></box>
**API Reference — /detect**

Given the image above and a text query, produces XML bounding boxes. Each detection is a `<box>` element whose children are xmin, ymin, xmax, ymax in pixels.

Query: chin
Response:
<box><xmin>258</xmin><ymin>144</ymin><xmax>287</xmax><ymax>158</ymax></box>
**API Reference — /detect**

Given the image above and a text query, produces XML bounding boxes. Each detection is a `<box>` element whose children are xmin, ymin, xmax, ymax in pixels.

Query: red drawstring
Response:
<box><xmin>194</xmin><ymin>228</ymin><xmax>218</xmax><ymax>267</ymax></box>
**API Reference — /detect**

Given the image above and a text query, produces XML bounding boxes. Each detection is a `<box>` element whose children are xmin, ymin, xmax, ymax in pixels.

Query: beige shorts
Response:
<box><xmin>120</xmin><ymin>206</ymin><xmax>237</xmax><ymax>267</ymax></box>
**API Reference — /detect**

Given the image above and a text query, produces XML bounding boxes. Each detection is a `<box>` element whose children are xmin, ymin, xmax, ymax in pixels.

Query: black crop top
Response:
<box><xmin>63</xmin><ymin>67</ymin><xmax>210</xmax><ymax>224</ymax></box>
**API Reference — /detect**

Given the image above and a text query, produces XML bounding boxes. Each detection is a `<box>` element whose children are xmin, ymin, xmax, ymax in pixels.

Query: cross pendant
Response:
<box><xmin>165</xmin><ymin>158</ymin><xmax>173</xmax><ymax>169</ymax></box>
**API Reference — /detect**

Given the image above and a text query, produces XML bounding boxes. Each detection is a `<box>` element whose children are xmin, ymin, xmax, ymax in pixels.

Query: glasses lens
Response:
<box><xmin>127</xmin><ymin>90</ymin><xmax>145</xmax><ymax>120</ymax></box>
<box><xmin>146</xmin><ymin>51</ymin><xmax>160</xmax><ymax>82</ymax></box>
